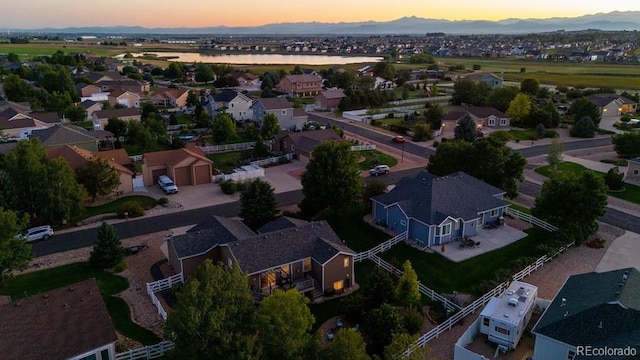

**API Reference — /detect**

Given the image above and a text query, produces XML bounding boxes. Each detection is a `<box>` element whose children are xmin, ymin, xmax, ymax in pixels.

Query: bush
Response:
<box><xmin>221</xmin><ymin>180</ymin><xmax>237</xmax><ymax>194</ymax></box>
<box><xmin>570</xmin><ymin>116</ymin><xmax>596</xmax><ymax>138</ymax></box>
<box><xmin>412</xmin><ymin>123</ymin><xmax>432</xmax><ymax>142</ymax></box>
<box><xmin>432</xmin><ymin>140</ymin><xmax>440</xmax><ymax>148</ymax></box>
<box><xmin>544</xmin><ymin>130</ymin><xmax>559</xmax><ymax>138</ymax></box>
<box><xmin>113</xmin><ymin>259</ymin><xmax>127</xmax><ymax>272</ymax></box>
<box><xmin>278</xmin><ymin>155</ymin><xmax>290</xmax><ymax>164</ymax></box>
<box><xmin>535</xmin><ymin>123</ymin><xmax>546</xmax><ymax>139</ymax></box>
<box><xmin>158</xmin><ymin>197</ymin><xmax>169</xmax><ymax>206</ymax></box>
<box><xmin>604</xmin><ymin>166</ymin><xmax>625</xmax><ymax>191</ymax></box>
<box><xmin>118</xmin><ymin>201</ymin><xmax>144</xmax><ymax>218</ymax></box>
<box><xmin>403</xmin><ymin>307</ymin><xmax>425</xmax><ymax>335</ymax></box>
<box><xmin>235</xmin><ymin>181</ymin><xmax>248</xmax><ymax>192</ymax></box>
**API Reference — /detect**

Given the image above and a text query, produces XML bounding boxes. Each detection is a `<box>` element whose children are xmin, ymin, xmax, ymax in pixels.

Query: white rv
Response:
<box><xmin>479</xmin><ymin>281</ymin><xmax>538</xmax><ymax>350</ymax></box>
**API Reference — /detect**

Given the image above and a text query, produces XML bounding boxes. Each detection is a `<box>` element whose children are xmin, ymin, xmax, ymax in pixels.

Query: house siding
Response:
<box><xmin>322</xmin><ymin>254</ymin><xmax>354</xmax><ymax>293</ymax></box>
<box><xmin>625</xmin><ymin>161</ymin><xmax>640</xmax><ymax>185</ymax></box>
<box><xmin>408</xmin><ymin>219</ymin><xmax>430</xmax><ymax>246</ymax></box>
<box><xmin>533</xmin><ymin>335</ymin><xmax>575</xmax><ymax>360</ymax></box>
<box><xmin>372</xmin><ymin>201</ymin><xmax>387</xmax><ymax>225</ymax></box>
<box><xmin>386</xmin><ymin>204</ymin><xmax>409</xmax><ymax>234</ymax></box>
<box><xmin>180</xmin><ymin>247</ymin><xmax>219</xmax><ymax>279</ymax></box>
<box><xmin>462</xmin><ymin>219</ymin><xmax>478</xmax><ymax>237</ymax></box>
<box><xmin>433</xmin><ymin>218</ymin><xmax>455</xmax><ymax>245</ymax></box>
<box><xmin>311</xmin><ymin>260</ymin><xmax>323</xmax><ymax>291</ymax></box>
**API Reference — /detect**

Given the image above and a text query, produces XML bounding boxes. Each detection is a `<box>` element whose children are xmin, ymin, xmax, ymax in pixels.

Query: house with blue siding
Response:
<box><xmin>371</xmin><ymin>171</ymin><xmax>509</xmax><ymax>247</ymax></box>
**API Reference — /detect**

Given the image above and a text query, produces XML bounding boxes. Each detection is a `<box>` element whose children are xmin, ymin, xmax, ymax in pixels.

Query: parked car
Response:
<box><xmin>369</xmin><ymin>165</ymin><xmax>390</xmax><ymax>176</ymax></box>
<box><xmin>18</xmin><ymin>225</ymin><xmax>54</xmax><ymax>242</ymax></box>
<box><xmin>158</xmin><ymin>175</ymin><xmax>179</xmax><ymax>194</ymax></box>
<box><xmin>392</xmin><ymin>135</ymin><xmax>405</xmax><ymax>143</ymax></box>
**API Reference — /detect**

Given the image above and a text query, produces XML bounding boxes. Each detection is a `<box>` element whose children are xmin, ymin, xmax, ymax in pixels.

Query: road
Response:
<box><xmin>30</xmin><ymin>121</ymin><xmax>631</xmax><ymax>256</ymax></box>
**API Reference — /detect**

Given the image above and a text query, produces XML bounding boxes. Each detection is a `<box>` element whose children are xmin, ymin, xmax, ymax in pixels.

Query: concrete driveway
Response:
<box><xmin>595</xmin><ymin>231</ymin><xmax>640</xmax><ymax>272</ymax></box>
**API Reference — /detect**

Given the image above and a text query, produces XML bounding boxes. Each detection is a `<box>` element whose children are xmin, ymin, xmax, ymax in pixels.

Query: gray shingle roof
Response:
<box><xmin>29</xmin><ymin>124</ymin><xmax>99</xmax><ymax>146</ymax></box>
<box><xmin>587</xmin><ymin>93</ymin><xmax>637</xmax><ymax>107</ymax></box>
<box><xmin>372</xmin><ymin>170</ymin><xmax>507</xmax><ymax>224</ymax></box>
<box><xmin>256</xmin><ymin>97</ymin><xmax>292</xmax><ymax>110</ymax></box>
<box><xmin>532</xmin><ymin>268</ymin><xmax>640</xmax><ymax>355</ymax></box>
<box><xmin>170</xmin><ymin>216</ymin><xmax>256</xmax><ymax>258</ymax></box>
<box><xmin>257</xmin><ymin>216</ymin><xmax>309</xmax><ymax>234</ymax></box>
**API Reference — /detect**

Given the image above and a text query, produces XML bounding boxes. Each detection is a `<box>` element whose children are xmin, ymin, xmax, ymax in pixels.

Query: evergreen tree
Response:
<box><xmin>89</xmin><ymin>222</ymin><xmax>125</xmax><ymax>269</ymax></box>
<box><xmin>240</xmin><ymin>179</ymin><xmax>278</xmax><ymax>230</ymax></box>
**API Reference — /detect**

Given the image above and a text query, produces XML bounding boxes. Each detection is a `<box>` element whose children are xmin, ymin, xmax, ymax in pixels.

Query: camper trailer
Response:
<box><xmin>479</xmin><ymin>281</ymin><xmax>538</xmax><ymax>350</ymax></box>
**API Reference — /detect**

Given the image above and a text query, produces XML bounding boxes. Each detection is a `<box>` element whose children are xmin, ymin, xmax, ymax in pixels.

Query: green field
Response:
<box><xmin>0</xmin><ymin>42</ymin><xmax>122</xmax><ymax>58</ymax></box>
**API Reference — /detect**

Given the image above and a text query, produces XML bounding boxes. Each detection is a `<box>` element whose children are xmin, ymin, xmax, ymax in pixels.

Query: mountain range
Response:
<box><xmin>5</xmin><ymin>11</ymin><xmax>640</xmax><ymax>35</ymax></box>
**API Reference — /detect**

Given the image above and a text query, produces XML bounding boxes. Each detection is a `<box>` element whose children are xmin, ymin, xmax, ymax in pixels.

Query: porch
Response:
<box><xmin>428</xmin><ymin>224</ymin><xmax>528</xmax><ymax>263</ymax></box>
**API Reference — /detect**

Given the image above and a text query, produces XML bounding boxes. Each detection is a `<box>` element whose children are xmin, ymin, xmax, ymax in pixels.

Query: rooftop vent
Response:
<box><xmin>508</xmin><ymin>298</ymin><xmax>519</xmax><ymax>307</ymax></box>
<box><xmin>507</xmin><ymin>290</ymin><xmax>514</xmax><ymax>296</ymax></box>
<box><xmin>561</xmin><ymin>298</ymin><xmax>567</xmax><ymax>307</ymax></box>
<box><xmin>42</xmin><ymin>294</ymin><xmax>49</xmax><ymax>299</ymax></box>
<box><xmin>564</xmin><ymin>311</ymin><xmax>569</xmax><ymax>317</ymax></box>
<box><xmin>598</xmin><ymin>321</ymin><xmax>603</xmax><ymax>329</ymax></box>
<box><xmin>68</xmin><ymin>287</ymin><xmax>75</xmax><ymax>292</ymax></box>
<box><xmin>503</xmin><ymin>313</ymin><xmax>510</xmax><ymax>318</ymax></box>
<box><xmin>623</xmin><ymin>273</ymin><xmax>629</xmax><ymax>282</ymax></box>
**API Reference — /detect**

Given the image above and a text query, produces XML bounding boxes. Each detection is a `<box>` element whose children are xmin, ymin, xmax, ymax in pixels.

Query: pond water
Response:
<box><xmin>128</xmin><ymin>52</ymin><xmax>382</xmax><ymax>65</ymax></box>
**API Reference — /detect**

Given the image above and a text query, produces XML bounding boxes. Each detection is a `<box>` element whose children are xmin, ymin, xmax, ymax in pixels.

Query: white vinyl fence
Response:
<box><xmin>249</xmin><ymin>153</ymin><xmax>294</xmax><ymax>167</ymax></box>
<box><xmin>146</xmin><ymin>273</ymin><xmax>183</xmax><ymax>321</ymax></box>
<box><xmin>115</xmin><ymin>341</ymin><xmax>175</xmax><ymax>360</ymax></box>
<box><xmin>199</xmin><ymin>141</ymin><xmax>257</xmax><ymax>153</ymax></box>
<box><xmin>505</xmin><ymin>208</ymin><xmax>559</xmax><ymax>232</ymax></box>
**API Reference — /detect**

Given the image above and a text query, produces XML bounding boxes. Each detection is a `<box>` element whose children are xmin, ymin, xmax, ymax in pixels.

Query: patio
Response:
<box><xmin>429</xmin><ymin>224</ymin><xmax>528</xmax><ymax>263</ymax></box>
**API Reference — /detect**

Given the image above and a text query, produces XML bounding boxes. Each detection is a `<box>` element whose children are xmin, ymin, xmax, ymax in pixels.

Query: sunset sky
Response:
<box><xmin>2</xmin><ymin>0</ymin><xmax>639</xmax><ymax>29</ymax></box>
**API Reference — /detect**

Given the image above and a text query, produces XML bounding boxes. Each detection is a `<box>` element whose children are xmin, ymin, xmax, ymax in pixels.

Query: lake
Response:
<box><xmin>129</xmin><ymin>52</ymin><xmax>383</xmax><ymax>65</ymax></box>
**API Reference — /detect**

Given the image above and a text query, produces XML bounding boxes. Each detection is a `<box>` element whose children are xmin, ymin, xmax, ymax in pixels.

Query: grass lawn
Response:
<box><xmin>0</xmin><ymin>262</ymin><xmax>161</xmax><ymax>345</ymax></box>
<box><xmin>323</xmin><ymin>205</ymin><xmax>391</xmax><ymax>252</ymax></box>
<box><xmin>206</xmin><ymin>151</ymin><xmax>244</xmax><ymax>173</ymax></box>
<box><xmin>379</xmin><ymin>228</ymin><xmax>547</xmax><ymax>294</ymax></box>
<box><xmin>600</xmin><ymin>159</ymin><xmax>628</xmax><ymax>167</ymax></box>
<box><xmin>356</xmin><ymin>150</ymin><xmax>398</xmax><ymax>170</ymax></box>
<box><xmin>507</xmin><ymin>201</ymin><xmax>532</xmax><ymax>214</ymax></box>
<box><xmin>79</xmin><ymin>195</ymin><xmax>158</xmax><ymax>222</ymax></box>
<box><xmin>535</xmin><ymin>162</ymin><xmax>640</xmax><ymax>204</ymax></box>
<box><xmin>490</xmin><ymin>129</ymin><xmax>557</xmax><ymax>141</ymax></box>
<box><xmin>377</xmin><ymin>118</ymin><xmax>405</xmax><ymax>127</ymax></box>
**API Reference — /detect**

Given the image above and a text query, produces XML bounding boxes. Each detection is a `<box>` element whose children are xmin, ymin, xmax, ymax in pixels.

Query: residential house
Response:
<box><xmin>30</xmin><ymin>112</ymin><xmax>61</xmax><ymax>125</ymax></box>
<box><xmin>463</xmin><ymin>72</ymin><xmax>503</xmax><ymax>89</ymax></box>
<box><xmin>274</xmin><ymin>128</ymin><xmax>341</xmax><ymax>163</ymax></box>
<box><xmin>82</xmin><ymin>100</ymin><xmax>104</xmax><ymax>119</ymax></box>
<box><xmin>467</xmin><ymin>107</ymin><xmax>511</xmax><ymax>128</ymax></box>
<box><xmin>0</xmin><ymin>279</ymin><xmax>117</xmax><ymax>360</ymax></box>
<box><xmin>624</xmin><ymin>158</ymin><xmax>640</xmax><ymax>186</ymax></box>
<box><xmin>150</xmin><ymin>87</ymin><xmax>190</xmax><ymax>108</ymax></box>
<box><xmin>253</xmin><ymin>97</ymin><xmax>304</xmax><ymax>131</ymax></box>
<box><xmin>46</xmin><ymin>145</ymin><xmax>134</xmax><ymax>195</ymax></box>
<box><xmin>206</xmin><ymin>89</ymin><xmax>253</xmax><ymax>121</ymax></box>
<box><xmin>0</xmin><ymin>105</ymin><xmax>52</xmax><ymax>139</ymax></box>
<box><xmin>167</xmin><ymin>216</ymin><xmax>356</xmax><ymax>299</ymax></box>
<box><xmin>92</xmin><ymin>108</ymin><xmax>142</xmax><ymax>131</ymax></box>
<box><xmin>531</xmin><ymin>268</ymin><xmax>640</xmax><ymax>360</ymax></box>
<box><xmin>76</xmin><ymin>83</ymin><xmax>102</xmax><ymax>98</ymax></box>
<box><xmin>479</xmin><ymin>281</ymin><xmax>538</xmax><ymax>350</ymax></box>
<box><xmin>276</xmin><ymin>74</ymin><xmax>323</xmax><ymax>98</ymax></box>
<box><xmin>586</xmin><ymin>94</ymin><xmax>638</xmax><ymax>117</ymax></box>
<box><xmin>315</xmin><ymin>88</ymin><xmax>346</xmax><ymax>111</ymax></box>
<box><xmin>234</xmin><ymin>72</ymin><xmax>260</xmax><ymax>86</ymax></box>
<box><xmin>374</xmin><ymin>77</ymin><xmax>396</xmax><ymax>90</ymax></box>
<box><xmin>371</xmin><ymin>170</ymin><xmax>509</xmax><ymax>247</ymax></box>
<box><xmin>30</xmin><ymin>123</ymin><xmax>113</xmax><ymax>152</ymax></box>
<box><xmin>107</xmin><ymin>90</ymin><xmax>141</xmax><ymax>108</ymax></box>
<box><xmin>142</xmin><ymin>147</ymin><xmax>213</xmax><ymax>187</ymax></box>
<box><xmin>95</xmin><ymin>79</ymin><xmax>150</xmax><ymax>94</ymax></box>
<box><xmin>85</xmin><ymin>71</ymin><xmax>122</xmax><ymax>83</ymax></box>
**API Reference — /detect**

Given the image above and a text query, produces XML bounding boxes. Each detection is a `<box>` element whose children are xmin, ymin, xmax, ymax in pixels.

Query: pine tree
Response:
<box><xmin>89</xmin><ymin>222</ymin><xmax>125</xmax><ymax>269</ymax></box>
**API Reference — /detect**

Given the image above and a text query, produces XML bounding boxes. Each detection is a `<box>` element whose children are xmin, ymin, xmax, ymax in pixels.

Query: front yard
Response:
<box><xmin>535</xmin><ymin>161</ymin><xmax>640</xmax><ymax>204</ymax></box>
<box><xmin>356</xmin><ymin>150</ymin><xmax>398</xmax><ymax>170</ymax></box>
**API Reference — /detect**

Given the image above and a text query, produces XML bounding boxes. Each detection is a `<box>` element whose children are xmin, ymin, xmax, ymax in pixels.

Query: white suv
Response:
<box><xmin>369</xmin><ymin>165</ymin><xmax>390</xmax><ymax>176</ymax></box>
<box><xmin>21</xmin><ymin>225</ymin><xmax>54</xmax><ymax>242</ymax></box>
<box><xmin>158</xmin><ymin>175</ymin><xmax>179</xmax><ymax>194</ymax></box>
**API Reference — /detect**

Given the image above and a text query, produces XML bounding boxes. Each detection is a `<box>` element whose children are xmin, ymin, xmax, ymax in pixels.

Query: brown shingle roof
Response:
<box><xmin>95</xmin><ymin>148</ymin><xmax>132</xmax><ymax>166</ymax></box>
<box><xmin>30</xmin><ymin>112</ymin><xmax>61</xmax><ymax>124</ymax></box>
<box><xmin>30</xmin><ymin>124</ymin><xmax>98</xmax><ymax>147</ymax></box>
<box><xmin>256</xmin><ymin>97</ymin><xmax>292</xmax><ymax>110</ymax></box>
<box><xmin>285</xmin><ymin>128</ymin><xmax>342</xmax><ymax>154</ymax></box>
<box><xmin>0</xmin><ymin>107</ymin><xmax>38</xmax><ymax>129</ymax></box>
<box><xmin>283</xmin><ymin>74</ymin><xmax>322</xmax><ymax>83</ymax></box>
<box><xmin>143</xmin><ymin>147</ymin><xmax>212</xmax><ymax>167</ymax></box>
<box><xmin>93</xmin><ymin>108</ymin><xmax>141</xmax><ymax>120</ymax></box>
<box><xmin>47</xmin><ymin>145</ymin><xmax>133</xmax><ymax>175</ymax></box>
<box><xmin>0</xmin><ymin>279</ymin><xmax>117</xmax><ymax>360</ymax></box>
<box><xmin>319</xmin><ymin>88</ymin><xmax>346</xmax><ymax>100</ymax></box>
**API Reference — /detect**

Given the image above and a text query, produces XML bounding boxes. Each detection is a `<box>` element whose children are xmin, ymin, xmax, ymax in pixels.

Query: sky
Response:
<box><xmin>2</xmin><ymin>0</ymin><xmax>640</xmax><ymax>29</ymax></box>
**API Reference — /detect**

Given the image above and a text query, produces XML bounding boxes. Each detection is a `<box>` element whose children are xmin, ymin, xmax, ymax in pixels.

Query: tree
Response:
<box><xmin>485</xmin><ymin>86</ymin><xmax>519</xmax><ymax>112</ymax></box>
<box><xmin>211</xmin><ymin>112</ymin><xmax>237</xmax><ymax>144</ymax></box>
<box><xmin>364</xmin><ymin>266</ymin><xmax>395</xmax><ymax>309</ymax></box>
<box><xmin>533</xmin><ymin>172</ymin><xmax>607</xmax><ymax>244</ymax></box>
<box><xmin>256</xmin><ymin>289</ymin><xmax>315</xmax><ymax>360</ymax></box>
<box><xmin>194</xmin><ymin>63</ymin><xmax>216</xmax><ymax>82</ymax></box>
<box><xmin>612</xmin><ymin>132</ymin><xmax>640</xmax><ymax>158</ymax></box>
<box><xmin>454</xmin><ymin>114</ymin><xmax>477</xmax><ymax>142</ymax></box>
<box><xmin>89</xmin><ymin>222</ymin><xmax>124</xmax><ymax>269</ymax></box>
<box><xmin>322</xmin><ymin>329</ymin><xmax>369</xmax><ymax>360</ymax></box>
<box><xmin>520</xmin><ymin>78</ymin><xmax>540</xmax><ymax>95</ymax></box>
<box><xmin>0</xmin><ymin>207</ymin><xmax>32</xmax><ymax>285</ymax></box>
<box><xmin>374</xmin><ymin>61</ymin><xmax>396</xmax><ymax>81</ymax></box>
<box><xmin>261</xmin><ymin>113</ymin><xmax>281</xmax><ymax>140</ymax></box>
<box><xmin>451</xmin><ymin>79</ymin><xmax>477</xmax><ymax>105</ymax></box>
<box><xmin>547</xmin><ymin>138</ymin><xmax>564</xmax><ymax>170</ymax></box>
<box><xmin>412</xmin><ymin>123</ymin><xmax>431</xmax><ymax>142</ymax></box>
<box><xmin>506</xmin><ymin>93</ymin><xmax>532</xmax><ymax>126</ymax></box>
<box><xmin>425</xmin><ymin>104</ymin><xmax>444</xmax><ymax>129</ymax></box>
<box><xmin>427</xmin><ymin>137</ymin><xmax>526</xmax><ymax>198</ymax></box>
<box><xmin>63</xmin><ymin>104</ymin><xmax>87</xmax><ymax>123</ymax></box>
<box><xmin>7</xmin><ymin>53</ymin><xmax>20</xmax><ymax>62</ymax></box>
<box><xmin>604</xmin><ymin>166</ymin><xmax>625</xmax><ymax>191</ymax></box>
<box><xmin>186</xmin><ymin>91</ymin><xmax>199</xmax><ymax>107</ymax></box>
<box><xmin>77</xmin><ymin>158</ymin><xmax>121</xmax><ymax>202</ymax></box>
<box><xmin>2</xmin><ymin>74</ymin><xmax>33</xmax><ymax>102</ymax></box>
<box><xmin>383</xmin><ymin>333</ymin><xmax>429</xmax><ymax>360</ymax></box>
<box><xmin>570</xmin><ymin>97</ymin><xmax>601</xmax><ymax>126</ymax></box>
<box><xmin>300</xmin><ymin>141</ymin><xmax>363</xmax><ymax>215</ymax></box>
<box><xmin>570</xmin><ymin>116</ymin><xmax>596</xmax><ymax>138</ymax></box>
<box><xmin>240</xmin><ymin>179</ymin><xmax>278</xmax><ymax>230</ymax></box>
<box><xmin>164</xmin><ymin>62</ymin><xmax>182</xmax><ymax>79</ymax></box>
<box><xmin>395</xmin><ymin>260</ymin><xmax>421</xmax><ymax>309</ymax></box>
<box><xmin>252</xmin><ymin>135</ymin><xmax>271</xmax><ymax>158</ymax></box>
<box><xmin>363</xmin><ymin>303</ymin><xmax>404</xmax><ymax>355</ymax></box>
<box><xmin>165</xmin><ymin>260</ymin><xmax>259</xmax><ymax>360</ymax></box>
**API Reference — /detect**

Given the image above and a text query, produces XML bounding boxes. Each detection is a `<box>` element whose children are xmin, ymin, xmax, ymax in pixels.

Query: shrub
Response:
<box><xmin>235</xmin><ymin>181</ymin><xmax>248</xmax><ymax>192</ymax></box>
<box><xmin>403</xmin><ymin>307</ymin><xmax>425</xmax><ymax>335</ymax></box>
<box><xmin>570</xmin><ymin>116</ymin><xmax>596</xmax><ymax>138</ymax></box>
<box><xmin>221</xmin><ymin>180</ymin><xmax>237</xmax><ymax>194</ymax></box>
<box><xmin>158</xmin><ymin>197</ymin><xmax>169</xmax><ymax>206</ymax></box>
<box><xmin>604</xmin><ymin>166</ymin><xmax>625</xmax><ymax>191</ymax></box>
<box><xmin>118</xmin><ymin>201</ymin><xmax>144</xmax><ymax>218</ymax></box>
<box><xmin>535</xmin><ymin>123</ymin><xmax>546</xmax><ymax>139</ymax></box>
<box><xmin>278</xmin><ymin>155</ymin><xmax>290</xmax><ymax>164</ymax></box>
<box><xmin>412</xmin><ymin>123</ymin><xmax>432</xmax><ymax>142</ymax></box>
<box><xmin>113</xmin><ymin>259</ymin><xmax>127</xmax><ymax>272</ymax></box>
<box><xmin>544</xmin><ymin>130</ymin><xmax>559</xmax><ymax>138</ymax></box>
<box><xmin>432</xmin><ymin>140</ymin><xmax>440</xmax><ymax>147</ymax></box>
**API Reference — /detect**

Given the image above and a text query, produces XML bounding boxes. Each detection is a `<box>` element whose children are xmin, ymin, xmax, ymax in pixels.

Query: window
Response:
<box><xmin>333</xmin><ymin>280</ymin><xmax>344</xmax><ymax>291</ymax></box>
<box><xmin>291</xmin><ymin>145</ymin><xmax>295</xmax><ymax>151</ymax></box>
<box><xmin>500</xmin><ymin>118</ymin><xmax>508</xmax><ymax>126</ymax></box>
<box><xmin>634</xmin><ymin>169</ymin><xmax>639</xmax><ymax>175</ymax></box>
<box><xmin>303</xmin><ymin>258</ymin><xmax>311</xmax><ymax>272</ymax></box>
<box><xmin>343</xmin><ymin>257</ymin><xmax>350</xmax><ymax>268</ymax></box>
<box><xmin>454</xmin><ymin>220</ymin><xmax>460</xmax><ymax>231</ymax></box>
<box><xmin>100</xmin><ymin>349</ymin><xmax>110</xmax><ymax>360</ymax></box>
<box><xmin>488</xmin><ymin>118</ymin><xmax>496</xmax><ymax>126</ymax></box>
<box><xmin>231</xmin><ymin>103</ymin><xmax>235</xmax><ymax>108</ymax></box>
<box><xmin>483</xmin><ymin>317</ymin><xmax>490</xmax><ymax>326</ymax></box>
<box><xmin>400</xmin><ymin>220</ymin><xmax>406</xmax><ymax>226</ymax></box>
<box><xmin>568</xmin><ymin>350</ymin><xmax>576</xmax><ymax>360</ymax></box>
<box><xmin>436</xmin><ymin>223</ymin><xmax>451</xmax><ymax>236</ymax></box>
<box><xmin>491</xmin><ymin>209</ymin><xmax>499</xmax><ymax>217</ymax></box>
<box><xmin>495</xmin><ymin>326</ymin><xmax>510</xmax><ymax>335</ymax></box>
<box><xmin>281</xmin><ymin>110</ymin><xmax>287</xmax><ymax>115</ymax></box>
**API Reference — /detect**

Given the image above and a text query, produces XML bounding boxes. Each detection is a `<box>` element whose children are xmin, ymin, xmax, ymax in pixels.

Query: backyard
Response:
<box><xmin>535</xmin><ymin>161</ymin><xmax>640</xmax><ymax>204</ymax></box>
<box><xmin>0</xmin><ymin>262</ymin><xmax>161</xmax><ymax>345</ymax></box>
<box><xmin>206</xmin><ymin>150</ymin><xmax>244</xmax><ymax>173</ymax></box>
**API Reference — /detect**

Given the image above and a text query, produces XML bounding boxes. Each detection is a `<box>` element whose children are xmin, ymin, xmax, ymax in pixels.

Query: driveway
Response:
<box><xmin>595</xmin><ymin>231</ymin><xmax>640</xmax><ymax>272</ymax></box>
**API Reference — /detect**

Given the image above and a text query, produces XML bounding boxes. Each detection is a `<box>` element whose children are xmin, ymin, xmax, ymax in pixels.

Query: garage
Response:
<box><xmin>194</xmin><ymin>165</ymin><xmax>211</xmax><ymax>185</ymax></box>
<box><xmin>174</xmin><ymin>167</ymin><xmax>192</xmax><ymax>186</ymax></box>
<box><xmin>151</xmin><ymin>168</ymin><xmax>167</xmax><ymax>184</ymax></box>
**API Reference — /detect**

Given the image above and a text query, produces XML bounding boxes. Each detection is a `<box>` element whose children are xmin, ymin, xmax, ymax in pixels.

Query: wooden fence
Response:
<box><xmin>115</xmin><ymin>341</ymin><xmax>175</xmax><ymax>360</ymax></box>
<box><xmin>505</xmin><ymin>207</ymin><xmax>558</xmax><ymax>232</ymax></box>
